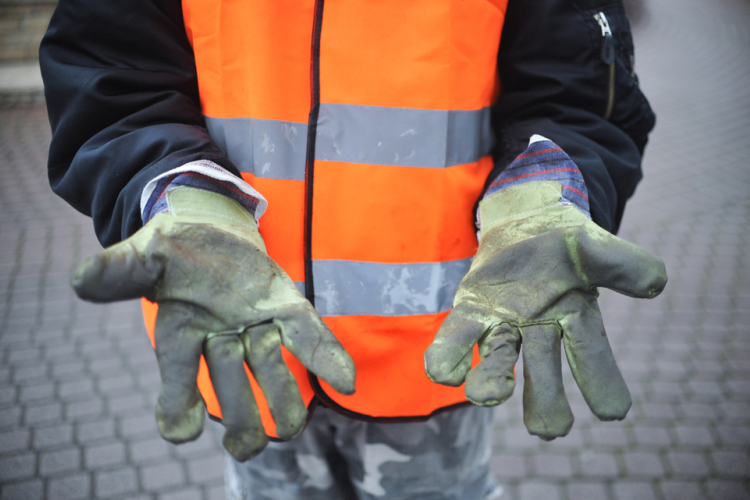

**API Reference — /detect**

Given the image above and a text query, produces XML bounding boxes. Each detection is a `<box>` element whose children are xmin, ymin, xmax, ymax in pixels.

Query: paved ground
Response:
<box><xmin>1</xmin><ymin>0</ymin><xmax>749</xmax><ymax>498</ymax></box>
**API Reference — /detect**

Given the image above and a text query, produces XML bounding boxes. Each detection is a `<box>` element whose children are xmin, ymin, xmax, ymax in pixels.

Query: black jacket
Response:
<box><xmin>40</xmin><ymin>0</ymin><xmax>655</xmax><ymax>246</ymax></box>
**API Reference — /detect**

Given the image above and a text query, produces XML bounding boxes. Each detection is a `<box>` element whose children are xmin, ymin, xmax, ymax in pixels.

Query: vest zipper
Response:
<box><xmin>594</xmin><ymin>12</ymin><xmax>616</xmax><ymax>121</ymax></box>
<box><xmin>303</xmin><ymin>0</ymin><xmax>325</xmax><ymax>306</ymax></box>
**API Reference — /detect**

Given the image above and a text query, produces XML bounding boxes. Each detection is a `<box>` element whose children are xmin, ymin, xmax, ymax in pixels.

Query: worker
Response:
<box><xmin>40</xmin><ymin>0</ymin><xmax>666</xmax><ymax>498</ymax></box>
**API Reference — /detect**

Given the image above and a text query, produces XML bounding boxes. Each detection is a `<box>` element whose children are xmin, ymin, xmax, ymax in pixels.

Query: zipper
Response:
<box><xmin>594</xmin><ymin>12</ymin><xmax>616</xmax><ymax>121</ymax></box>
<box><xmin>303</xmin><ymin>0</ymin><xmax>325</xmax><ymax>306</ymax></box>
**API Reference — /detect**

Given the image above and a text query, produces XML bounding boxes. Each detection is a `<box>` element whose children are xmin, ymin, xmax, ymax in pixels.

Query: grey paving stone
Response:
<box><xmin>532</xmin><ymin>454</ymin><xmax>572</xmax><ymax>478</ymax></box>
<box><xmin>65</xmin><ymin>397</ymin><xmax>104</xmax><ymax>420</ymax></box>
<box><xmin>680</xmin><ymin>402</ymin><xmax>718</xmax><ymax>420</ymax></box>
<box><xmin>589</xmin><ymin>426</ymin><xmax>629</xmax><ymax>447</ymax></box>
<box><xmin>39</xmin><ymin>447</ymin><xmax>80</xmax><ymax>476</ymax></box>
<box><xmin>716</xmin><ymin>425</ymin><xmax>750</xmax><ymax>446</ymax></box>
<box><xmin>667</xmin><ymin>452</ymin><xmax>710</xmax><ymax>476</ymax></box>
<box><xmin>0</xmin><ymin>386</ymin><xmax>17</xmax><ymax>405</ymax></box>
<box><xmin>623</xmin><ymin>452</ymin><xmax>665</xmax><ymax>477</ymax></box>
<box><xmin>158</xmin><ymin>487</ymin><xmax>203</xmax><ymax>500</ymax></box>
<box><xmin>186</xmin><ymin>454</ymin><xmax>225</xmax><ymax>484</ymax></box>
<box><xmin>206</xmin><ymin>484</ymin><xmax>226</xmax><ymax>500</ymax></box>
<box><xmin>711</xmin><ymin>451</ymin><xmax>750</xmax><ymax>477</ymax></box>
<box><xmin>674</xmin><ymin>425</ymin><xmax>716</xmax><ymax>447</ymax></box>
<box><xmin>720</xmin><ymin>402</ymin><xmax>750</xmax><ymax>420</ymax></box>
<box><xmin>48</xmin><ymin>473</ymin><xmax>91</xmax><ymax>500</ymax></box>
<box><xmin>578</xmin><ymin>451</ymin><xmax>619</xmax><ymax>477</ymax></box>
<box><xmin>97</xmin><ymin>374</ymin><xmax>134</xmax><ymax>393</ymax></box>
<box><xmin>633</xmin><ymin>426</ymin><xmax>672</xmax><ymax>447</ymax></box>
<box><xmin>637</xmin><ymin>403</ymin><xmax>677</xmax><ymax>420</ymax></box>
<box><xmin>0</xmin><ymin>453</ymin><xmax>35</xmax><ymax>481</ymax></box>
<box><xmin>491</xmin><ymin>453</ymin><xmax>528</xmax><ymax>479</ymax></box>
<box><xmin>0</xmin><ymin>429</ymin><xmax>30</xmax><ymax>454</ymax></box>
<box><xmin>566</xmin><ymin>482</ymin><xmax>609</xmax><ymax>500</ymax></box>
<box><xmin>94</xmin><ymin>467</ymin><xmax>138</xmax><ymax>498</ymax></box>
<box><xmin>33</xmin><ymin>423</ymin><xmax>73</xmax><ymax>449</ymax></box>
<box><xmin>120</xmin><ymin>414</ymin><xmax>159</xmax><ymax>438</ymax></box>
<box><xmin>24</xmin><ymin>402</ymin><xmax>62</xmax><ymax>426</ymax></box>
<box><xmin>705</xmin><ymin>481</ymin><xmax>750</xmax><ymax>500</ymax></box>
<box><xmin>76</xmin><ymin>419</ymin><xmax>115</xmax><ymax>444</ymax></box>
<box><xmin>59</xmin><ymin>378</ymin><xmax>95</xmax><ymax>399</ymax></box>
<box><xmin>518</xmin><ymin>482</ymin><xmax>561</xmax><ymax>500</ymax></box>
<box><xmin>107</xmin><ymin>393</ymin><xmax>146</xmax><ymax>414</ymax></box>
<box><xmin>660</xmin><ymin>481</ymin><xmax>705</xmax><ymax>500</ymax></box>
<box><xmin>0</xmin><ymin>479</ymin><xmax>44</xmax><ymax>500</ymax></box>
<box><xmin>612</xmin><ymin>481</ymin><xmax>658</xmax><ymax>500</ymax></box>
<box><xmin>84</xmin><ymin>441</ymin><xmax>126</xmax><ymax>469</ymax></box>
<box><xmin>141</xmin><ymin>462</ymin><xmax>186</xmax><ymax>491</ymax></box>
<box><xmin>130</xmin><ymin>437</ymin><xmax>171</xmax><ymax>464</ymax></box>
<box><xmin>0</xmin><ymin>408</ymin><xmax>22</xmax><ymax>430</ymax></box>
<box><xmin>18</xmin><ymin>382</ymin><xmax>54</xmax><ymax>403</ymax></box>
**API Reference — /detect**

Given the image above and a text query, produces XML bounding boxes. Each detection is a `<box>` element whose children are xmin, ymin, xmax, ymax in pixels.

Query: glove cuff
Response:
<box><xmin>154</xmin><ymin>186</ymin><xmax>267</xmax><ymax>252</ymax></box>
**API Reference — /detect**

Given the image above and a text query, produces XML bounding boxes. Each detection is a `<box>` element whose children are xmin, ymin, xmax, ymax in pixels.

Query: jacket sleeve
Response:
<box><xmin>40</xmin><ymin>0</ymin><xmax>240</xmax><ymax>246</ymax></box>
<box><xmin>488</xmin><ymin>0</ymin><xmax>656</xmax><ymax>233</ymax></box>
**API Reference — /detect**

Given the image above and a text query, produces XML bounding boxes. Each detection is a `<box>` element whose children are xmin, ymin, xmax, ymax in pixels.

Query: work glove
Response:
<box><xmin>72</xmin><ymin>186</ymin><xmax>356</xmax><ymax>461</ymax></box>
<box><xmin>425</xmin><ymin>180</ymin><xmax>667</xmax><ymax>440</ymax></box>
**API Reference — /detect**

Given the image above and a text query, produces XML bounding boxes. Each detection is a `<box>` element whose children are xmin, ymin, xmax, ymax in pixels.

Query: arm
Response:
<box><xmin>425</xmin><ymin>0</ymin><xmax>666</xmax><ymax>440</ymax></box>
<box><xmin>40</xmin><ymin>0</ymin><xmax>240</xmax><ymax>245</ymax></box>
<box><xmin>487</xmin><ymin>0</ymin><xmax>655</xmax><ymax>233</ymax></box>
<box><xmin>41</xmin><ymin>0</ymin><xmax>354</xmax><ymax>460</ymax></box>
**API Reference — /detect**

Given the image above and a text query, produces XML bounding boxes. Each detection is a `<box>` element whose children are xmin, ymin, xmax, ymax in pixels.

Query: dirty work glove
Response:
<box><xmin>72</xmin><ymin>186</ymin><xmax>356</xmax><ymax>461</ymax></box>
<box><xmin>425</xmin><ymin>180</ymin><xmax>667</xmax><ymax>440</ymax></box>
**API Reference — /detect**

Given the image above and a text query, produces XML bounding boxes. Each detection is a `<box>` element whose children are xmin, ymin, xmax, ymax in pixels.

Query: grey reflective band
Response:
<box><xmin>298</xmin><ymin>258</ymin><xmax>472</xmax><ymax>317</ymax></box>
<box><xmin>205</xmin><ymin>116</ymin><xmax>308</xmax><ymax>180</ymax></box>
<box><xmin>205</xmin><ymin>105</ymin><xmax>493</xmax><ymax>179</ymax></box>
<box><xmin>316</xmin><ymin>104</ymin><xmax>494</xmax><ymax>168</ymax></box>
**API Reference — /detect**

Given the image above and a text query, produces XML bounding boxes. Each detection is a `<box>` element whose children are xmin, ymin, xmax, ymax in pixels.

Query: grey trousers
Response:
<box><xmin>225</xmin><ymin>405</ymin><xmax>503</xmax><ymax>500</ymax></box>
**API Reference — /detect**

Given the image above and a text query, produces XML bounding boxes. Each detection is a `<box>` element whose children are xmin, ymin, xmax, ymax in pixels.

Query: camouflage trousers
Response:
<box><xmin>225</xmin><ymin>404</ymin><xmax>503</xmax><ymax>500</ymax></box>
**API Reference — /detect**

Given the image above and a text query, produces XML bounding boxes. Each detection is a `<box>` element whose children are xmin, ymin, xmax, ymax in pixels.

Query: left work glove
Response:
<box><xmin>72</xmin><ymin>186</ymin><xmax>355</xmax><ymax>461</ymax></box>
<box><xmin>425</xmin><ymin>180</ymin><xmax>667</xmax><ymax>440</ymax></box>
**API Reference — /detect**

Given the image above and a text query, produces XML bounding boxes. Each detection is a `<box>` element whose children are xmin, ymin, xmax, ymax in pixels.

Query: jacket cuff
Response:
<box><xmin>483</xmin><ymin>135</ymin><xmax>591</xmax><ymax>221</ymax></box>
<box><xmin>140</xmin><ymin>160</ymin><xmax>268</xmax><ymax>224</ymax></box>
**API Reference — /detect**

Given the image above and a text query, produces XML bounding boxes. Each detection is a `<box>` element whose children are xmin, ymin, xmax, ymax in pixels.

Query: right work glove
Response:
<box><xmin>72</xmin><ymin>186</ymin><xmax>356</xmax><ymax>462</ymax></box>
<box><xmin>425</xmin><ymin>180</ymin><xmax>667</xmax><ymax>440</ymax></box>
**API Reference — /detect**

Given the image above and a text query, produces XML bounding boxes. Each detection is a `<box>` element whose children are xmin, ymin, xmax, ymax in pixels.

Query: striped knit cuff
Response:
<box><xmin>485</xmin><ymin>135</ymin><xmax>591</xmax><ymax>219</ymax></box>
<box><xmin>140</xmin><ymin>161</ymin><xmax>267</xmax><ymax>225</ymax></box>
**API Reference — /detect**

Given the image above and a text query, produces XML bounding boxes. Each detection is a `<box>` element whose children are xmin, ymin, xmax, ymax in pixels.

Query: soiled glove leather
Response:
<box><xmin>72</xmin><ymin>187</ymin><xmax>355</xmax><ymax>461</ymax></box>
<box><xmin>425</xmin><ymin>181</ymin><xmax>667</xmax><ymax>440</ymax></box>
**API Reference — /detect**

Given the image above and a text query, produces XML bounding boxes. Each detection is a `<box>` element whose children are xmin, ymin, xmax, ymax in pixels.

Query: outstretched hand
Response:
<box><xmin>72</xmin><ymin>187</ymin><xmax>355</xmax><ymax>461</ymax></box>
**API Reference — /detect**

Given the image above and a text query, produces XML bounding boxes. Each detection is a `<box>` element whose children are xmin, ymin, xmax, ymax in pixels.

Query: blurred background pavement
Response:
<box><xmin>1</xmin><ymin>0</ymin><xmax>749</xmax><ymax>498</ymax></box>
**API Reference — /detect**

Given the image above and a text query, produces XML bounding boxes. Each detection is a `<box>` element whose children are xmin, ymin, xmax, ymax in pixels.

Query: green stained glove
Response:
<box><xmin>72</xmin><ymin>186</ymin><xmax>355</xmax><ymax>461</ymax></box>
<box><xmin>425</xmin><ymin>181</ymin><xmax>667</xmax><ymax>440</ymax></box>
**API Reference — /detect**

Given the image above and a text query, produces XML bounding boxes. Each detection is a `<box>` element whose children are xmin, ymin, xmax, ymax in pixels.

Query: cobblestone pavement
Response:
<box><xmin>1</xmin><ymin>0</ymin><xmax>749</xmax><ymax>498</ymax></box>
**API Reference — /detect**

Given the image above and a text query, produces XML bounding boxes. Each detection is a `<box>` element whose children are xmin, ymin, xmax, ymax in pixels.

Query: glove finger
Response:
<box><xmin>205</xmin><ymin>335</ymin><xmax>269</xmax><ymax>462</ymax></box>
<box><xmin>242</xmin><ymin>323</ymin><xmax>307</xmax><ymax>441</ymax></box>
<box><xmin>579</xmin><ymin>225</ymin><xmax>667</xmax><ymax>299</ymax></box>
<box><xmin>521</xmin><ymin>323</ymin><xmax>574</xmax><ymax>440</ymax></box>
<box><xmin>464</xmin><ymin>323</ymin><xmax>521</xmax><ymax>405</ymax></box>
<box><xmin>560</xmin><ymin>294</ymin><xmax>631</xmax><ymax>421</ymax></box>
<box><xmin>153</xmin><ymin>302</ymin><xmax>206</xmax><ymax>444</ymax></box>
<box><xmin>72</xmin><ymin>237</ymin><xmax>162</xmax><ymax>303</ymax></box>
<box><xmin>274</xmin><ymin>302</ymin><xmax>356</xmax><ymax>395</ymax></box>
<box><xmin>425</xmin><ymin>301</ymin><xmax>489</xmax><ymax>387</ymax></box>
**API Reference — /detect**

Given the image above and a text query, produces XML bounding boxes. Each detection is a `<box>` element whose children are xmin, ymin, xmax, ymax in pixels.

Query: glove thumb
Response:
<box><xmin>72</xmin><ymin>235</ymin><xmax>163</xmax><ymax>303</ymax></box>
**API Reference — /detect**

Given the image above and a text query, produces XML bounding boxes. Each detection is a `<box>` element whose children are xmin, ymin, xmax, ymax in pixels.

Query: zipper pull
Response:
<box><xmin>594</xmin><ymin>12</ymin><xmax>615</xmax><ymax>65</ymax></box>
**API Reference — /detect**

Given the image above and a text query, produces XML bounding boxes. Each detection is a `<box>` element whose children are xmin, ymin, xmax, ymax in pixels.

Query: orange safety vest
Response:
<box><xmin>142</xmin><ymin>0</ymin><xmax>509</xmax><ymax>438</ymax></box>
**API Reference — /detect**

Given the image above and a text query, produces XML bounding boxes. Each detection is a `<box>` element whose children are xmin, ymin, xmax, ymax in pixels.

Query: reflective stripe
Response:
<box><xmin>309</xmin><ymin>259</ymin><xmax>472</xmax><ymax>317</ymax></box>
<box><xmin>205</xmin><ymin>105</ymin><xmax>494</xmax><ymax>179</ymax></box>
<box><xmin>316</xmin><ymin>104</ymin><xmax>494</xmax><ymax>168</ymax></box>
<box><xmin>205</xmin><ymin>116</ymin><xmax>308</xmax><ymax>180</ymax></box>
